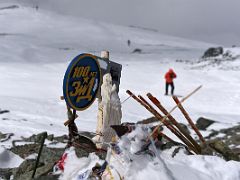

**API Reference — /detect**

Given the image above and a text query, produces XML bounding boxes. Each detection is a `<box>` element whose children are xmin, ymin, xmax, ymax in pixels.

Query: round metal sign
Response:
<box><xmin>63</xmin><ymin>54</ymin><xmax>101</xmax><ymax>111</ymax></box>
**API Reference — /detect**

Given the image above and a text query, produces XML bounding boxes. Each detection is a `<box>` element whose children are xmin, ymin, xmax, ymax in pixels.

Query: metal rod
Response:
<box><xmin>32</xmin><ymin>132</ymin><xmax>48</xmax><ymax>179</ymax></box>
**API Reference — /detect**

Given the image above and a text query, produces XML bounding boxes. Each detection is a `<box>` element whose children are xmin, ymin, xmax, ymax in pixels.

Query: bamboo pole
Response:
<box><xmin>147</xmin><ymin>93</ymin><xmax>201</xmax><ymax>153</ymax></box>
<box><xmin>138</xmin><ymin>95</ymin><xmax>199</xmax><ymax>154</ymax></box>
<box><xmin>126</xmin><ymin>90</ymin><xmax>198</xmax><ymax>154</ymax></box>
<box><xmin>172</xmin><ymin>96</ymin><xmax>206</xmax><ymax>144</ymax></box>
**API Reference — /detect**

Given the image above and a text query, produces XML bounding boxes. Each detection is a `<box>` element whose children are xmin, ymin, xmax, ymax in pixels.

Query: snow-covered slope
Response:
<box><xmin>0</xmin><ymin>3</ymin><xmax>239</xmax><ymax>146</ymax></box>
<box><xmin>0</xmin><ymin>2</ymin><xmax>240</xmax><ymax>180</ymax></box>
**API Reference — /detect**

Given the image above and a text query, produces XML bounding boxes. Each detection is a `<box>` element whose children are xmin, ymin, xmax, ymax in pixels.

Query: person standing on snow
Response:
<box><xmin>164</xmin><ymin>68</ymin><xmax>177</xmax><ymax>95</ymax></box>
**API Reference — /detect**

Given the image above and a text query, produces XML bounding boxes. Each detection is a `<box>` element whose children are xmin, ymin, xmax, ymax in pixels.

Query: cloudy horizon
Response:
<box><xmin>16</xmin><ymin>0</ymin><xmax>240</xmax><ymax>46</ymax></box>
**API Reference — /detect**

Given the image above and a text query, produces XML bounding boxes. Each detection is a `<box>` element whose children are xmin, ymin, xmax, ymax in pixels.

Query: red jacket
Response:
<box><xmin>165</xmin><ymin>69</ymin><xmax>177</xmax><ymax>83</ymax></box>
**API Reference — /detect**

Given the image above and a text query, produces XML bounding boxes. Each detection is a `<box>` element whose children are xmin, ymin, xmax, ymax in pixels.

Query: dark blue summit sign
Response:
<box><xmin>63</xmin><ymin>54</ymin><xmax>101</xmax><ymax>111</ymax></box>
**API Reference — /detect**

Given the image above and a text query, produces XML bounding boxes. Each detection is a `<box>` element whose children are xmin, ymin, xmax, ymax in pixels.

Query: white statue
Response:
<box><xmin>93</xmin><ymin>73</ymin><xmax>122</xmax><ymax>146</ymax></box>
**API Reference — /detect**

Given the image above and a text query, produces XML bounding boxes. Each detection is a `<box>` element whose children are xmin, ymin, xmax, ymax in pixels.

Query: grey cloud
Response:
<box><xmin>17</xmin><ymin>0</ymin><xmax>240</xmax><ymax>46</ymax></box>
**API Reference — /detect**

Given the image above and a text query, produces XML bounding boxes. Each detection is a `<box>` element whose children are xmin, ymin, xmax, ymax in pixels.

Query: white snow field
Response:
<box><xmin>0</xmin><ymin>2</ymin><xmax>240</xmax><ymax>179</ymax></box>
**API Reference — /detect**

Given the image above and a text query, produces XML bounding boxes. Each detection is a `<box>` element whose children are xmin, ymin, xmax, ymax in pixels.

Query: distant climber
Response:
<box><xmin>127</xmin><ymin>39</ymin><xmax>131</xmax><ymax>47</ymax></box>
<box><xmin>164</xmin><ymin>68</ymin><xmax>177</xmax><ymax>95</ymax></box>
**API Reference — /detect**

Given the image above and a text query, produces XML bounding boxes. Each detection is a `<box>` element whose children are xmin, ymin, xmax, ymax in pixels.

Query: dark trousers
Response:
<box><xmin>165</xmin><ymin>82</ymin><xmax>174</xmax><ymax>95</ymax></box>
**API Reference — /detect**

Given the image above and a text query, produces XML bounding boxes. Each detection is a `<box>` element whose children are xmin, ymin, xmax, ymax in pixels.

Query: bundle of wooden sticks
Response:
<box><xmin>126</xmin><ymin>86</ymin><xmax>205</xmax><ymax>154</ymax></box>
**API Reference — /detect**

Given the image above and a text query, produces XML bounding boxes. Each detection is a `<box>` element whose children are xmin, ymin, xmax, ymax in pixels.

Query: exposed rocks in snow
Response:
<box><xmin>178</xmin><ymin>123</ymin><xmax>190</xmax><ymax>135</ymax></box>
<box><xmin>0</xmin><ymin>168</ymin><xmax>13</xmax><ymax>180</ymax></box>
<box><xmin>0</xmin><ymin>109</ymin><xmax>10</xmax><ymax>114</ymax></box>
<box><xmin>15</xmin><ymin>162</ymin><xmax>55</xmax><ymax>180</ymax></box>
<box><xmin>204</xmin><ymin>124</ymin><xmax>240</xmax><ymax>158</ymax></box>
<box><xmin>196</xmin><ymin>117</ymin><xmax>215</xmax><ymax>130</ymax></box>
<box><xmin>0</xmin><ymin>132</ymin><xmax>14</xmax><ymax>142</ymax></box>
<box><xmin>0</xmin><ymin>5</ymin><xmax>19</xmax><ymax>11</ymax></box>
<box><xmin>1</xmin><ymin>120</ymin><xmax>240</xmax><ymax>179</ymax></box>
<box><xmin>176</xmin><ymin>47</ymin><xmax>240</xmax><ymax>70</ymax></box>
<box><xmin>132</xmin><ymin>48</ymin><xmax>142</xmax><ymax>53</ymax></box>
<box><xmin>202</xmin><ymin>47</ymin><xmax>223</xmax><ymax>58</ymax></box>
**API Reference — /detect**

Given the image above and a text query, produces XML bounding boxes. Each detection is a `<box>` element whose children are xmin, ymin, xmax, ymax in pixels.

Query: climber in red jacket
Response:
<box><xmin>164</xmin><ymin>68</ymin><xmax>177</xmax><ymax>95</ymax></box>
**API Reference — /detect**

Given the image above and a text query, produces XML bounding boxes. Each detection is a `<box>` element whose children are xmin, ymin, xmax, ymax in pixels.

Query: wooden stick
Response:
<box><xmin>32</xmin><ymin>132</ymin><xmax>47</xmax><ymax>178</ymax></box>
<box><xmin>126</xmin><ymin>90</ymin><xmax>198</xmax><ymax>153</ymax></box>
<box><xmin>172</xmin><ymin>96</ymin><xmax>206</xmax><ymax>144</ymax></box>
<box><xmin>138</xmin><ymin>95</ymin><xmax>199</xmax><ymax>154</ymax></box>
<box><xmin>121</xmin><ymin>94</ymin><xmax>133</xmax><ymax>105</ymax></box>
<box><xmin>64</xmin><ymin>114</ymin><xmax>78</xmax><ymax>126</ymax></box>
<box><xmin>64</xmin><ymin>109</ymin><xmax>77</xmax><ymax>126</ymax></box>
<box><xmin>60</xmin><ymin>96</ymin><xmax>78</xmax><ymax>126</ymax></box>
<box><xmin>155</xmin><ymin>129</ymin><xmax>175</xmax><ymax>143</ymax></box>
<box><xmin>147</xmin><ymin>93</ymin><xmax>201</xmax><ymax>153</ymax></box>
<box><xmin>149</xmin><ymin>86</ymin><xmax>202</xmax><ymax>141</ymax></box>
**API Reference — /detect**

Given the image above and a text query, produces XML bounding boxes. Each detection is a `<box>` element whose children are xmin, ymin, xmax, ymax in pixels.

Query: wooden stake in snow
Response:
<box><xmin>172</xmin><ymin>96</ymin><xmax>206</xmax><ymax>144</ymax></box>
<box><xmin>149</xmin><ymin>85</ymin><xmax>202</xmax><ymax>141</ymax></box>
<box><xmin>138</xmin><ymin>94</ymin><xmax>199</xmax><ymax>154</ymax></box>
<box><xmin>126</xmin><ymin>90</ymin><xmax>199</xmax><ymax>154</ymax></box>
<box><xmin>147</xmin><ymin>93</ymin><xmax>201</xmax><ymax>153</ymax></box>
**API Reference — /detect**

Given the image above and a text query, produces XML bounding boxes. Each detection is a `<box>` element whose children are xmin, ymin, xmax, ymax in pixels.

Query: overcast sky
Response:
<box><xmin>23</xmin><ymin>0</ymin><xmax>240</xmax><ymax>46</ymax></box>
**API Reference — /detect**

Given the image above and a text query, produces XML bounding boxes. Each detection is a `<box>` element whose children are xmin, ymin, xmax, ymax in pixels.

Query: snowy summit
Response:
<box><xmin>0</xmin><ymin>2</ymin><xmax>240</xmax><ymax>180</ymax></box>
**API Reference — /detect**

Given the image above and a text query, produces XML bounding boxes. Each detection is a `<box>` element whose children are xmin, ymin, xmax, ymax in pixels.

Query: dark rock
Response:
<box><xmin>178</xmin><ymin>123</ymin><xmax>190</xmax><ymax>135</ymax></box>
<box><xmin>208</xmin><ymin>140</ymin><xmax>240</xmax><ymax>161</ymax></box>
<box><xmin>0</xmin><ymin>168</ymin><xmax>14</xmax><ymax>180</ymax></box>
<box><xmin>53</xmin><ymin>135</ymin><xmax>68</xmax><ymax>143</ymax></box>
<box><xmin>196</xmin><ymin>117</ymin><xmax>215</xmax><ymax>130</ymax></box>
<box><xmin>0</xmin><ymin>5</ymin><xmax>19</xmax><ymax>11</ymax></box>
<box><xmin>160</xmin><ymin>141</ymin><xmax>192</xmax><ymax>156</ymax></box>
<box><xmin>171</xmin><ymin>146</ymin><xmax>190</xmax><ymax>157</ymax></box>
<box><xmin>132</xmin><ymin>48</ymin><xmax>142</xmax><ymax>53</ymax></box>
<box><xmin>24</xmin><ymin>132</ymin><xmax>48</xmax><ymax>143</ymax></box>
<box><xmin>0</xmin><ymin>132</ymin><xmax>7</xmax><ymax>141</ymax></box>
<box><xmin>137</xmin><ymin>116</ymin><xmax>159</xmax><ymax>124</ymax></box>
<box><xmin>15</xmin><ymin>163</ymin><xmax>55</xmax><ymax>180</ymax></box>
<box><xmin>201</xmin><ymin>143</ymin><xmax>215</xmax><ymax>156</ymax></box>
<box><xmin>78</xmin><ymin>131</ymin><xmax>96</xmax><ymax>139</ymax></box>
<box><xmin>35</xmin><ymin>174</ymin><xmax>60</xmax><ymax>180</ymax></box>
<box><xmin>10</xmin><ymin>144</ymin><xmax>39</xmax><ymax>158</ymax></box>
<box><xmin>12</xmin><ymin>132</ymin><xmax>54</xmax><ymax>146</ymax></box>
<box><xmin>160</xmin><ymin>141</ymin><xmax>184</xmax><ymax>150</ymax></box>
<box><xmin>0</xmin><ymin>110</ymin><xmax>10</xmax><ymax>114</ymax></box>
<box><xmin>47</xmin><ymin>134</ymin><xmax>54</xmax><ymax>141</ymax></box>
<box><xmin>10</xmin><ymin>143</ymin><xmax>65</xmax><ymax>164</ymax></box>
<box><xmin>202</xmin><ymin>47</ymin><xmax>223</xmax><ymax>58</ymax></box>
<box><xmin>13</xmin><ymin>159</ymin><xmax>43</xmax><ymax>178</ymax></box>
<box><xmin>111</xmin><ymin>125</ymin><xmax>130</xmax><ymax>138</ymax></box>
<box><xmin>232</xmin><ymin>148</ymin><xmax>240</xmax><ymax>156</ymax></box>
<box><xmin>0</xmin><ymin>133</ymin><xmax>14</xmax><ymax>143</ymax></box>
<box><xmin>204</xmin><ymin>130</ymin><xmax>219</xmax><ymax>140</ymax></box>
<box><xmin>41</xmin><ymin>147</ymin><xmax>65</xmax><ymax>164</ymax></box>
